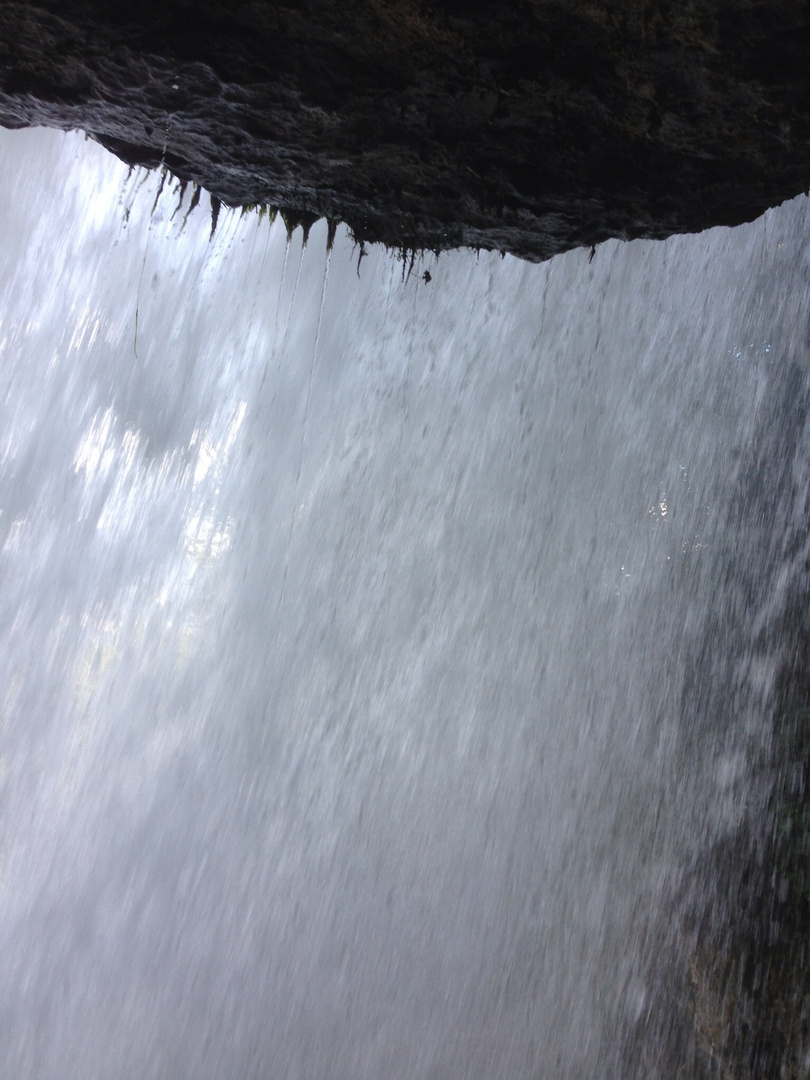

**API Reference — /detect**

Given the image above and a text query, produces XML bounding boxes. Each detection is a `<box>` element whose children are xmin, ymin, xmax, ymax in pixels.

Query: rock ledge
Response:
<box><xmin>1</xmin><ymin>1</ymin><xmax>809</xmax><ymax>260</ymax></box>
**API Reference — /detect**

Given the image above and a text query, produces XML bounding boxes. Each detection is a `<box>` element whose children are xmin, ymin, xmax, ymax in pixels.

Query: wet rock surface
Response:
<box><xmin>0</xmin><ymin>0</ymin><xmax>809</xmax><ymax>259</ymax></box>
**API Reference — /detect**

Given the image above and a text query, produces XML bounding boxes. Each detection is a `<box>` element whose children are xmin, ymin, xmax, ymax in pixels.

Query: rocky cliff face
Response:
<box><xmin>1</xmin><ymin>1</ymin><xmax>808</xmax><ymax>259</ymax></box>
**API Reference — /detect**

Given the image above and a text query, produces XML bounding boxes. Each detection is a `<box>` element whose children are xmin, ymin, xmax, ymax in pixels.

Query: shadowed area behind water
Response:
<box><xmin>0</xmin><ymin>129</ymin><xmax>809</xmax><ymax>1079</ymax></box>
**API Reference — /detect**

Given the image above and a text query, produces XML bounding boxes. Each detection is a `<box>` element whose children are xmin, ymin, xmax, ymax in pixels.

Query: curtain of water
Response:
<box><xmin>0</xmin><ymin>128</ymin><xmax>809</xmax><ymax>1079</ymax></box>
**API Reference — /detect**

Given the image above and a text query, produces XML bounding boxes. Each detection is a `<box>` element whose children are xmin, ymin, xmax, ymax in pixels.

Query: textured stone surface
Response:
<box><xmin>1</xmin><ymin>1</ymin><xmax>809</xmax><ymax>259</ymax></box>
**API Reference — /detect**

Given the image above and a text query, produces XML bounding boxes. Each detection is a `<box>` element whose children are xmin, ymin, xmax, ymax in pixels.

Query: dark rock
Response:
<box><xmin>1</xmin><ymin>1</ymin><xmax>809</xmax><ymax>260</ymax></box>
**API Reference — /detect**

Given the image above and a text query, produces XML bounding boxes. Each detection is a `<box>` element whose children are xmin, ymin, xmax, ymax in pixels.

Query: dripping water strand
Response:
<box><xmin>276</xmin><ymin>238</ymin><xmax>290</xmax><ymax>324</ymax></box>
<box><xmin>254</xmin><ymin>221</ymin><xmax>272</xmax><ymax>300</ymax></box>
<box><xmin>265</xmin><ymin>241</ymin><xmax>305</xmax><ymax>400</ymax></box>
<box><xmin>539</xmin><ymin>261</ymin><xmax>551</xmax><ymax>338</ymax></box>
<box><xmin>381</xmin><ymin>255</ymin><xmax>395</xmax><ymax>340</ymax></box>
<box><xmin>134</xmin><ymin>113</ymin><xmax>173</xmax><ymax>359</ymax></box>
<box><xmin>260</xmin><ymin>236</ymin><xmax>291</xmax><ymax>391</ymax></box>
<box><xmin>300</xmin><ymin>249</ymin><xmax>332</xmax><ymax>467</ymax></box>
<box><xmin>279</xmin><ymin>241</ymin><xmax>306</xmax><ymax>366</ymax></box>
<box><xmin>133</xmin><ymin>235</ymin><xmax>148</xmax><ymax>360</ymax></box>
<box><xmin>401</xmin><ymin>257</ymin><xmax>421</xmax><ymax>426</ymax></box>
<box><xmin>241</xmin><ymin>208</ymin><xmax>269</xmax><ymax>336</ymax></box>
<box><xmin>275</xmin><ymin>247</ymin><xmax>331</xmax><ymax>618</ymax></box>
<box><xmin>514</xmin><ymin>261</ymin><xmax>552</xmax><ymax>448</ymax></box>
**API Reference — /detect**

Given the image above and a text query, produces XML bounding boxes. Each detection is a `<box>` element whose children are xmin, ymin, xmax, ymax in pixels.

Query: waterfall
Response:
<box><xmin>1</xmin><ymin>127</ymin><xmax>809</xmax><ymax>1079</ymax></box>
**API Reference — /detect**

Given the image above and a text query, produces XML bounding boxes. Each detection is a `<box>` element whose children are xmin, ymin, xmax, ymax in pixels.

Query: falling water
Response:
<box><xmin>1</xmin><ymin>127</ymin><xmax>809</xmax><ymax>1079</ymax></box>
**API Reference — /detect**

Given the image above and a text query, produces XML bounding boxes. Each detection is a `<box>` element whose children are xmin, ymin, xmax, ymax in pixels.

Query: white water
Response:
<box><xmin>1</xmin><ymin>128</ymin><xmax>809</xmax><ymax>1079</ymax></box>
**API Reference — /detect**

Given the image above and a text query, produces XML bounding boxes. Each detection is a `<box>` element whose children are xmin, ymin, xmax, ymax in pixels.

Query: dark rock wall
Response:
<box><xmin>1</xmin><ymin>1</ymin><xmax>809</xmax><ymax>259</ymax></box>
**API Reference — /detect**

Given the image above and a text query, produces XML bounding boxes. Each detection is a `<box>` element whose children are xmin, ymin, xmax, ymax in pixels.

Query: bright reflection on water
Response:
<box><xmin>1</xmin><ymin>128</ymin><xmax>810</xmax><ymax>1079</ymax></box>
